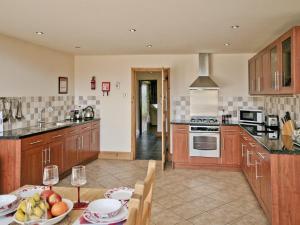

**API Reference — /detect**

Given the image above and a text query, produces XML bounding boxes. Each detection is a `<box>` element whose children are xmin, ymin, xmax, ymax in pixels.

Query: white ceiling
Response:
<box><xmin>0</xmin><ymin>0</ymin><xmax>300</xmax><ymax>55</ymax></box>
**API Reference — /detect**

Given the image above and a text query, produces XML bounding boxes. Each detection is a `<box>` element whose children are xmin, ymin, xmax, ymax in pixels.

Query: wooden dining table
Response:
<box><xmin>9</xmin><ymin>185</ymin><xmax>109</xmax><ymax>225</ymax></box>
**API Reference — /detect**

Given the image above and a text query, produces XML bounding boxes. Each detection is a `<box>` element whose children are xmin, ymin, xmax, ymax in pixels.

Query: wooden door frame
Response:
<box><xmin>131</xmin><ymin>67</ymin><xmax>171</xmax><ymax>160</ymax></box>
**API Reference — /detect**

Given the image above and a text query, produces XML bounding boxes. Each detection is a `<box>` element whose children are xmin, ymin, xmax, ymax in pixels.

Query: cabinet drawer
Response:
<box><xmin>92</xmin><ymin>120</ymin><xmax>100</xmax><ymax>129</ymax></box>
<box><xmin>173</xmin><ymin>124</ymin><xmax>189</xmax><ymax>132</ymax></box>
<box><xmin>48</xmin><ymin>129</ymin><xmax>65</xmax><ymax>141</ymax></box>
<box><xmin>21</xmin><ymin>134</ymin><xmax>49</xmax><ymax>150</ymax></box>
<box><xmin>79</xmin><ymin>123</ymin><xmax>92</xmax><ymax>131</ymax></box>
<box><xmin>65</xmin><ymin>126</ymin><xmax>79</xmax><ymax>135</ymax></box>
<box><xmin>221</xmin><ymin>126</ymin><xmax>240</xmax><ymax>132</ymax></box>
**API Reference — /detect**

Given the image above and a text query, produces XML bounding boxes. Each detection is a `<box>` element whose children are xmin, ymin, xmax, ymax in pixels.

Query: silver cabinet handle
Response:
<box><xmin>255</xmin><ymin>160</ymin><xmax>263</xmax><ymax>179</ymax></box>
<box><xmin>249</xmin><ymin>142</ymin><xmax>256</xmax><ymax>148</ymax></box>
<box><xmin>42</xmin><ymin>149</ymin><xmax>47</xmax><ymax>165</ymax></box>
<box><xmin>257</xmin><ymin>152</ymin><xmax>265</xmax><ymax>160</ymax></box>
<box><xmin>48</xmin><ymin>147</ymin><xmax>51</xmax><ymax>164</ymax></box>
<box><xmin>30</xmin><ymin>140</ymin><xmax>43</xmax><ymax>145</ymax></box>
<box><xmin>81</xmin><ymin>136</ymin><xmax>84</xmax><ymax>149</ymax></box>
<box><xmin>246</xmin><ymin>150</ymin><xmax>254</xmax><ymax>167</ymax></box>
<box><xmin>241</xmin><ymin>144</ymin><xmax>245</xmax><ymax>157</ymax></box>
<box><xmin>52</xmin><ymin>134</ymin><xmax>63</xmax><ymax>139</ymax></box>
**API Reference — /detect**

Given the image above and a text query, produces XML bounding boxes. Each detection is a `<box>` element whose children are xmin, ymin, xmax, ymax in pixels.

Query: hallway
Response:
<box><xmin>136</xmin><ymin>125</ymin><xmax>162</xmax><ymax>160</ymax></box>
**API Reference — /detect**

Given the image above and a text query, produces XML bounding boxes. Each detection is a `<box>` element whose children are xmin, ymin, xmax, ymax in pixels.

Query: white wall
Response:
<box><xmin>74</xmin><ymin>54</ymin><xmax>252</xmax><ymax>152</ymax></box>
<box><xmin>0</xmin><ymin>34</ymin><xmax>74</xmax><ymax>97</ymax></box>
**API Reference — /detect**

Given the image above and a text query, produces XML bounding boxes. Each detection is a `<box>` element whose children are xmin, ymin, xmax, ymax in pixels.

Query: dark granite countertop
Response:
<box><xmin>170</xmin><ymin>120</ymin><xmax>191</xmax><ymax>125</ymax></box>
<box><xmin>221</xmin><ymin>122</ymin><xmax>300</xmax><ymax>154</ymax></box>
<box><xmin>0</xmin><ymin>118</ymin><xmax>100</xmax><ymax>140</ymax></box>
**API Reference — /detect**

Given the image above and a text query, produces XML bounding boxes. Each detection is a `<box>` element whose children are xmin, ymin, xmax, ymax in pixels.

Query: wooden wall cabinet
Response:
<box><xmin>249</xmin><ymin>26</ymin><xmax>300</xmax><ymax>95</ymax></box>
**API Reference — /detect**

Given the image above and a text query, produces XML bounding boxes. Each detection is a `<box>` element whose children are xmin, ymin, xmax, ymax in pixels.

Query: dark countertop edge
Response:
<box><xmin>0</xmin><ymin>118</ymin><xmax>101</xmax><ymax>140</ymax></box>
<box><xmin>221</xmin><ymin>123</ymin><xmax>300</xmax><ymax>155</ymax></box>
<box><xmin>170</xmin><ymin>121</ymin><xmax>190</xmax><ymax>125</ymax></box>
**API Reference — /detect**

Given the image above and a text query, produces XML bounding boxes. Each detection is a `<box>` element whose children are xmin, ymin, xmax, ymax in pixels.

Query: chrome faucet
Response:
<box><xmin>38</xmin><ymin>106</ymin><xmax>54</xmax><ymax>127</ymax></box>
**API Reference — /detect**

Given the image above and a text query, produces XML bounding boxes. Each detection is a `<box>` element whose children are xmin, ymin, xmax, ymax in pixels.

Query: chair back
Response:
<box><xmin>133</xmin><ymin>160</ymin><xmax>156</xmax><ymax>225</ymax></box>
<box><xmin>125</xmin><ymin>198</ymin><xmax>141</xmax><ymax>225</ymax></box>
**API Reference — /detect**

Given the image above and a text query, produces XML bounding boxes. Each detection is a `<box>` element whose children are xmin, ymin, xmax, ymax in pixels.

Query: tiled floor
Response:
<box><xmin>136</xmin><ymin>125</ymin><xmax>162</xmax><ymax>160</ymax></box>
<box><xmin>58</xmin><ymin>159</ymin><xmax>269</xmax><ymax>225</ymax></box>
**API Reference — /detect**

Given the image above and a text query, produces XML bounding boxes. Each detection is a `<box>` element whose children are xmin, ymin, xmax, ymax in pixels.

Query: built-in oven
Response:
<box><xmin>239</xmin><ymin>109</ymin><xmax>264</xmax><ymax>124</ymax></box>
<box><xmin>189</xmin><ymin>126</ymin><xmax>220</xmax><ymax>157</ymax></box>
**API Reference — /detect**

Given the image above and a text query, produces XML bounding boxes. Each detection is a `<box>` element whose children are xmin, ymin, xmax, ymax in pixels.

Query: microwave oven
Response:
<box><xmin>239</xmin><ymin>109</ymin><xmax>264</xmax><ymax>124</ymax></box>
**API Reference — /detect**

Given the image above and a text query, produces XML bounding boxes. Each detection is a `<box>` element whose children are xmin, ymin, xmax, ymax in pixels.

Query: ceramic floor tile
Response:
<box><xmin>59</xmin><ymin>159</ymin><xmax>268</xmax><ymax>225</ymax></box>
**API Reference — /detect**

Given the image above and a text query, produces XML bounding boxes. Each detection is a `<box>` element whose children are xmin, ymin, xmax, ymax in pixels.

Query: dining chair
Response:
<box><xmin>125</xmin><ymin>198</ymin><xmax>141</xmax><ymax>225</ymax></box>
<box><xmin>133</xmin><ymin>160</ymin><xmax>156</xmax><ymax>225</ymax></box>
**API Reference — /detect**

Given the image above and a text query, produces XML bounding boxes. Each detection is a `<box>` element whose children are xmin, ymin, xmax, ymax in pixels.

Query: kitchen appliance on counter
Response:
<box><xmin>265</xmin><ymin>115</ymin><xmax>280</xmax><ymax>139</ymax></box>
<box><xmin>83</xmin><ymin>106</ymin><xmax>95</xmax><ymax>120</ymax></box>
<box><xmin>239</xmin><ymin>109</ymin><xmax>264</xmax><ymax>124</ymax></box>
<box><xmin>189</xmin><ymin>116</ymin><xmax>220</xmax><ymax>157</ymax></box>
<box><xmin>74</xmin><ymin>108</ymin><xmax>83</xmax><ymax>120</ymax></box>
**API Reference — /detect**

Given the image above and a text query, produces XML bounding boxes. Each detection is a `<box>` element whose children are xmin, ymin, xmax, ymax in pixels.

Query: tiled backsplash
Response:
<box><xmin>172</xmin><ymin>95</ymin><xmax>300</xmax><ymax>124</ymax></box>
<box><xmin>1</xmin><ymin>96</ymin><xmax>74</xmax><ymax>131</ymax></box>
<box><xmin>0</xmin><ymin>95</ymin><xmax>102</xmax><ymax>131</ymax></box>
<box><xmin>75</xmin><ymin>96</ymin><xmax>101</xmax><ymax>118</ymax></box>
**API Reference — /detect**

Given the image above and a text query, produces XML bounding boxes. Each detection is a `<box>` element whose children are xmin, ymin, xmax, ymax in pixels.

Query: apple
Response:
<box><xmin>48</xmin><ymin>193</ymin><xmax>62</xmax><ymax>206</ymax></box>
<box><xmin>40</xmin><ymin>190</ymin><xmax>54</xmax><ymax>201</ymax></box>
<box><xmin>51</xmin><ymin>202</ymin><xmax>68</xmax><ymax>217</ymax></box>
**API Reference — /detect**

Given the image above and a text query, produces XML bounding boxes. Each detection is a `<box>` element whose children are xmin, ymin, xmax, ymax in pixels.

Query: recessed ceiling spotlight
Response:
<box><xmin>129</xmin><ymin>28</ymin><xmax>137</xmax><ymax>32</ymax></box>
<box><xmin>146</xmin><ymin>44</ymin><xmax>153</xmax><ymax>48</ymax></box>
<box><xmin>35</xmin><ymin>31</ymin><xmax>44</xmax><ymax>35</ymax></box>
<box><xmin>75</xmin><ymin>46</ymin><xmax>81</xmax><ymax>49</ymax></box>
<box><xmin>224</xmin><ymin>43</ymin><xmax>231</xmax><ymax>46</ymax></box>
<box><xmin>231</xmin><ymin>25</ymin><xmax>240</xmax><ymax>29</ymax></box>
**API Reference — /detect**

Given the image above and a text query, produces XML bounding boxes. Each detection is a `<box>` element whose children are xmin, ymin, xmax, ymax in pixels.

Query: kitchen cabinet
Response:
<box><xmin>79</xmin><ymin>128</ymin><xmax>91</xmax><ymax>161</ymax></box>
<box><xmin>249</xmin><ymin>26</ymin><xmax>300</xmax><ymax>95</ymax></box>
<box><xmin>220</xmin><ymin>126</ymin><xmax>240</xmax><ymax>166</ymax></box>
<box><xmin>91</xmin><ymin>121</ymin><xmax>100</xmax><ymax>156</ymax></box>
<box><xmin>21</xmin><ymin>145</ymin><xmax>45</xmax><ymax>185</ymax></box>
<box><xmin>172</xmin><ymin>125</ymin><xmax>189</xmax><ymax>165</ymax></box>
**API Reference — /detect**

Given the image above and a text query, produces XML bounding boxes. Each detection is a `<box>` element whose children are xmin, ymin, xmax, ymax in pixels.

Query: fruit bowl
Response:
<box><xmin>13</xmin><ymin>198</ymin><xmax>73</xmax><ymax>225</ymax></box>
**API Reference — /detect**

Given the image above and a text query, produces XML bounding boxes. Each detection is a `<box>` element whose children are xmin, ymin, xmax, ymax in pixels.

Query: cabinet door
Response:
<box><xmin>172</xmin><ymin>125</ymin><xmax>189</xmax><ymax>163</ymax></box>
<box><xmin>270</xmin><ymin>44</ymin><xmax>279</xmax><ymax>92</ymax></box>
<box><xmin>262</xmin><ymin>50</ymin><xmax>271</xmax><ymax>93</ymax></box>
<box><xmin>79</xmin><ymin>129</ymin><xmax>91</xmax><ymax>161</ymax></box>
<box><xmin>21</xmin><ymin>146</ymin><xmax>45</xmax><ymax>185</ymax></box>
<box><xmin>64</xmin><ymin>134</ymin><xmax>79</xmax><ymax>171</ymax></box>
<box><xmin>257</xmin><ymin>147</ymin><xmax>272</xmax><ymax>218</ymax></box>
<box><xmin>221</xmin><ymin>131</ymin><xmax>240</xmax><ymax>166</ymax></box>
<box><xmin>249</xmin><ymin>59</ymin><xmax>256</xmax><ymax>94</ymax></box>
<box><xmin>91</xmin><ymin>128</ymin><xmax>100</xmax><ymax>156</ymax></box>
<box><xmin>251</xmin><ymin>148</ymin><xmax>261</xmax><ymax>196</ymax></box>
<box><xmin>255</xmin><ymin>56</ymin><xmax>263</xmax><ymax>93</ymax></box>
<box><xmin>280</xmin><ymin>35</ymin><xmax>293</xmax><ymax>93</ymax></box>
<box><xmin>48</xmin><ymin>140</ymin><xmax>64</xmax><ymax>173</ymax></box>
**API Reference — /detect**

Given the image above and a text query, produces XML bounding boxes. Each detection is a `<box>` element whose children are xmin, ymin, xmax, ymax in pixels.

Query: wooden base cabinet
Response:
<box><xmin>220</xmin><ymin>126</ymin><xmax>240</xmax><ymax>167</ymax></box>
<box><xmin>172</xmin><ymin>125</ymin><xmax>189</xmax><ymax>165</ymax></box>
<box><xmin>0</xmin><ymin>120</ymin><xmax>100</xmax><ymax>193</ymax></box>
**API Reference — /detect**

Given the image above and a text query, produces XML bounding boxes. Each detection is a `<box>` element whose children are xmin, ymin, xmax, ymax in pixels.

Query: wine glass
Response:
<box><xmin>43</xmin><ymin>165</ymin><xmax>59</xmax><ymax>190</ymax></box>
<box><xmin>71</xmin><ymin>165</ymin><xmax>88</xmax><ymax>209</ymax></box>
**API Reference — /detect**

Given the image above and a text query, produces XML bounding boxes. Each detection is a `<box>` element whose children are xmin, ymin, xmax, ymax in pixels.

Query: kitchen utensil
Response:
<box><xmin>1</xmin><ymin>99</ymin><xmax>8</xmax><ymax>122</ymax></box>
<box><xmin>15</xmin><ymin>100</ymin><xmax>24</xmax><ymax>120</ymax></box>
<box><xmin>71</xmin><ymin>165</ymin><xmax>88</xmax><ymax>209</ymax></box>
<box><xmin>8</xmin><ymin>100</ymin><xmax>15</xmax><ymax>123</ymax></box>
<box><xmin>85</xmin><ymin>199</ymin><xmax>122</xmax><ymax>219</ymax></box>
<box><xmin>83</xmin><ymin>106</ymin><xmax>95</xmax><ymax>120</ymax></box>
<box><xmin>104</xmin><ymin>187</ymin><xmax>134</xmax><ymax>201</ymax></box>
<box><xmin>43</xmin><ymin>165</ymin><xmax>59</xmax><ymax>190</ymax></box>
<box><xmin>0</xmin><ymin>195</ymin><xmax>17</xmax><ymax>211</ymax></box>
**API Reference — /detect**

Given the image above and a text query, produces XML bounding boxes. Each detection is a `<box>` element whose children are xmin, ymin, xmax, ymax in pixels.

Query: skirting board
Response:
<box><xmin>98</xmin><ymin>151</ymin><xmax>131</xmax><ymax>160</ymax></box>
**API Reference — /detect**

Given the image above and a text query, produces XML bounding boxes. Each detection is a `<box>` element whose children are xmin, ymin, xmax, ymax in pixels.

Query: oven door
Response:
<box><xmin>189</xmin><ymin>132</ymin><xmax>220</xmax><ymax>157</ymax></box>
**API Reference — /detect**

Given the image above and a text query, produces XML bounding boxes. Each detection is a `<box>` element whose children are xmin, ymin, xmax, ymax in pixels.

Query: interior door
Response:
<box><xmin>161</xmin><ymin>69</ymin><xmax>169</xmax><ymax>170</ymax></box>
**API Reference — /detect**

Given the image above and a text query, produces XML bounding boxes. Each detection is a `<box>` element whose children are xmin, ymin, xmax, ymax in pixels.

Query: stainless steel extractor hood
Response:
<box><xmin>189</xmin><ymin>53</ymin><xmax>219</xmax><ymax>90</ymax></box>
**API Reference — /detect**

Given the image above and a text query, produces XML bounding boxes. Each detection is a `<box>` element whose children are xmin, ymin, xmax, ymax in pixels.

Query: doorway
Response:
<box><xmin>131</xmin><ymin>68</ymin><xmax>170</xmax><ymax>170</ymax></box>
<box><xmin>137</xmin><ymin>80</ymin><xmax>161</xmax><ymax>160</ymax></box>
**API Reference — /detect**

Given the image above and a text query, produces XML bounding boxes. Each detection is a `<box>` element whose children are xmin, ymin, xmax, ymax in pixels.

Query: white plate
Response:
<box><xmin>104</xmin><ymin>187</ymin><xmax>134</xmax><ymax>201</ymax></box>
<box><xmin>83</xmin><ymin>206</ymin><xmax>128</xmax><ymax>224</ymax></box>
<box><xmin>0</xmin><ymin>195</ymin><xmax>17</xmax><ymax>211</ymax></box>
<box><xmin>87</xmin><ymin>199</ymin><xmax>121</xmax><ymax>216</ymax></box>
<box><xmin>13</xmin><ymin>198</ymin><xmax>73</xmax><ymax>225</ymax></box>
<box><xmin>16</xmin><ymin>186</ymin><xmax>47</xmax><ymax>198</ymax></box>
